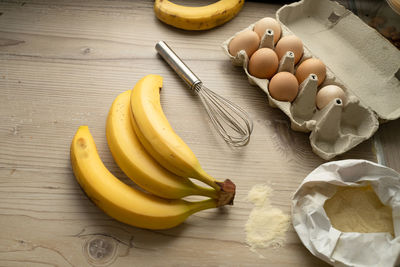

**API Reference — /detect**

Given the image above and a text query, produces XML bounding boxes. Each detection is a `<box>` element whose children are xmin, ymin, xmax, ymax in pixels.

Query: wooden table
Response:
<box><xmin>1</xmin><ymin>1</ymin><xmax>399</xmax><ymax>266</ymax></box>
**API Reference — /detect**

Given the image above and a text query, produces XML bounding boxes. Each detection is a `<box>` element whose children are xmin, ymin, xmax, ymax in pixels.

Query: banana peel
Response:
<box><xmin>130</xmin><ymin>74</ymin><xmax>236</xmax><ymax>206</ymax></box>
<box><xmin>154</xmin><ymin>0</ymin><xmax>245</xmax><ymax>31</ymax></box>
<box><xmin>71</xmin><ymin>126</ymin><xmax>218</xmax><ymax>230</ymax></box>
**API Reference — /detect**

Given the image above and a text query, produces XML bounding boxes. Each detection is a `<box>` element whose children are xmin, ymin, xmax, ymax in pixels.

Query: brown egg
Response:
<box><xmin>253</xmin><ymin>17</ymin><xmax>282</xmax><ymax>44</ymax></box>
<box><xmin>248</xmin><ymin>48</ymin><xmax>279</xmax><ymax>79</ymax></box>
<box><xmin>228</xmin><ymin>30</ymin><xmax>260</xmax><ymax>57</ymax></box>
<box><xmin>274</xmin><ymin>35</ymin><xmax>303</xmax><ymax>64</ymax></box>
<box><xmin>268</xmin><ymin>72</ymin><xmax>299</xmax><ymax>102</ymax></box>
<box><xmin>316</xmin><ymin>85</ymin><xmax>346</xmax><ymax>109</ymax></box>
<box><xmin>295</xmin><ymin>58</ymin><xmax>326</xmax><ymax>86</ymax></box>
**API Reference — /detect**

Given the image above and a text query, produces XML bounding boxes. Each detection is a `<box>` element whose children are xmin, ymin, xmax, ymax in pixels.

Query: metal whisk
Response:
<box><xmin>155</xmin><ymin>41</ymin><xmax>253</xmax><ymax>147</ymax></box>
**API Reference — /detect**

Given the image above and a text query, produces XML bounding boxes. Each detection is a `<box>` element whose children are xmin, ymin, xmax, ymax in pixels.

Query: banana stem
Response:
<box><xmin>188</xmin><ymin>198</ymin><xmax>218</xmax><ymax>214</ymax></box>
<box><xmin>194</xmin><ymin>168</ymin><xmax>236</xmax><ymax>207</ymax></box>
<box><xmin>195</xmin><ymin>185</ymin><xmax>219</xmax><ymax>199</ymax></box>
<box><xmin>194</xmin><ymin>168</ymin><xmax>221</xmax><ymax>190</ymax></box>
<box><xmin>215</xmin><ymin>179</ymin><xmax>236</xmax><ymax>207</ymax></box>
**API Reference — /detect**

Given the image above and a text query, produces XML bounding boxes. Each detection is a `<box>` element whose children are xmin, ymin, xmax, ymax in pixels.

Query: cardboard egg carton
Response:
<box><xmin>222</xmin><ymin>0</ymin><xmax>400</xmax><ymax>160</ymax></box>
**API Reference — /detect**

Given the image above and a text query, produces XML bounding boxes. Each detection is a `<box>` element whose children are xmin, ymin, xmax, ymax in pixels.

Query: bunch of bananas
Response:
<box><xmin>70</xmin><ymin>74</ymin><xmax>236</xmax><ymax>230</ymax></box>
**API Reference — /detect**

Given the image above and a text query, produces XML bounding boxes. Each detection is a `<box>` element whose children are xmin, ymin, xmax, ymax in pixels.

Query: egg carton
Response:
<box><xmin>222</xmin><ymin>0</ymin><xmax>400</xmax><ymax>160</ymax></box>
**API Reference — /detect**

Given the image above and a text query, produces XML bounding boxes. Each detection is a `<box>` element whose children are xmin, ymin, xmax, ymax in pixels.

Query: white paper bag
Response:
<box><xmin>292</xmin><ymin>159</ymin><xmax>400</xmax><ymax>267</ymax></box>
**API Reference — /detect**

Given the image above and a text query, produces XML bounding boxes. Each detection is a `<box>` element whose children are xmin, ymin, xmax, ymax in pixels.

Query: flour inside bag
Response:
<box><xmin>292</xmin><ymin>160</ymin><xmax>400</xmax><ymax>267</ymax></box>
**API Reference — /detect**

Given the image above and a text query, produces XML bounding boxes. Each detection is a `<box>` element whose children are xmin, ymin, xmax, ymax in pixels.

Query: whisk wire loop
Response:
<box><xmin>197</xmin><ymin>83</ymin><xmax>253</xmax><ymax>147</ymax></box>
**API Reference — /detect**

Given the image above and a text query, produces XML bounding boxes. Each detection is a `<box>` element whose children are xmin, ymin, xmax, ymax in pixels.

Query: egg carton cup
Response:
<box><xmin>222</xmin><ymin>0</ymin><xmax>400</xmax><ymax>160</ymax></box>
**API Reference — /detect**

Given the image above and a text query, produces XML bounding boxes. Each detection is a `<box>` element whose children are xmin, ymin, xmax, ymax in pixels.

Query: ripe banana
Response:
<box><xmin>130</xmin><ymin>74</ymin><xmax>235</xmax><ymax>206</ymax></box>
<box><xmin>70</xmin><ymin>126</ymin><xmax>217</xmax><ymax>230</ymax></box>
<box><xmin>154</xmin><ymin>0</ymin><xmax>244</xmax><ymax>31</ymax></box>
<box><xmin>106</xmin><ymin>90</ymin><xmax>218</xmax><ymax>199</ymax></box>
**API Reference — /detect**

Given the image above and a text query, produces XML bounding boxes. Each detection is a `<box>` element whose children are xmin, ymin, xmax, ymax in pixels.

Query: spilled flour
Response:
<box><xmin>245</xmin><ymin>184</ymin><xmax>290</xmax><ymax>254</ymax></box>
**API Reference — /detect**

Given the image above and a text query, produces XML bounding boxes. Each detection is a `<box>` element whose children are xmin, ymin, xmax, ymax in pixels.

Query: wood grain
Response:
<box><xmin>0</xmin><ymin>1</ymin><xmax>398</xmax><ymax>266</ymax></box>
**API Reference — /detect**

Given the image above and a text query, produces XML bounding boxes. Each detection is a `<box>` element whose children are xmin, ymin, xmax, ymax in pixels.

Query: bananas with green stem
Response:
<box><xmin>130</xmin><ymin>74</ymin><xmax>235</xmax><ymax>206</ymax></box>
<box><xmin>70</xmin><ymin>126</ymin><xmax>218</xmax><ymax>230</ymax></box>
<box><xmin>106</xmin><ymin>90</ymin><xmax>218</xmax><ymax>199</ymax></box>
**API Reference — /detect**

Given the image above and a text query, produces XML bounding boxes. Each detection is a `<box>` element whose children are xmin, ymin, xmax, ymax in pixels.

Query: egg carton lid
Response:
<box><xmin>276</xmin><ymin>0</ymin><xmax>400</xmax><ymax>121</ymax></box>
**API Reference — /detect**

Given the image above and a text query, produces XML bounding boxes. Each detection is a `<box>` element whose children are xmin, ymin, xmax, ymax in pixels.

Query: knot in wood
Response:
<box><xmin>84</xmin><ymin>236</ymin><xmax>117</xmax><ymax>266</ymax></box>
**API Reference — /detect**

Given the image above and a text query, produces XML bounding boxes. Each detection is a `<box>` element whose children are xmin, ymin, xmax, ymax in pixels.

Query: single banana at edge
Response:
<box><xmin>70</xmin><ymin>126</ymin><xmax>217</xmax><ymax>230</ymax></box>
<box><xmin>154</xmin><ymin>0</ymin><xmax>244</xmax><ymax>31</ymax></box>
<box><xmin>106</xmin><ymin>90</ymin><xmax>218</xmax><ymax>200</ymax></box>
<box><xmin>130</xmin><ymin>74</ymin><xmax>235</xmax><ymax>206</ymax></box>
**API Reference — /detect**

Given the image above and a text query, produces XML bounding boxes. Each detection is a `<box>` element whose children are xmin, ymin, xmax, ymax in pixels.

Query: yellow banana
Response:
<box><xmin>154</xmin><ymin>0</ymin><xmax>244</xmax><ymax>31</ymax></box>
<box><xmin>70</xmin><ymin>126</ymin><xmax>217</xmax><ymax>230</ymax></box>
<box><xmin>106</xmin><ymin>90</ymin><xmax>218</xmax><ymax>199</ymax></box>
<box><xmin>130</xmin><ymin>75</ymin><xmax>235</xmax><ymax>206</ymax></box>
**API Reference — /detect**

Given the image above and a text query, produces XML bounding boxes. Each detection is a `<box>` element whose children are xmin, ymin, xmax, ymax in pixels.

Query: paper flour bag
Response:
<box><xmin>292</xmin><ymin>160</ymin><xmax>400</xmax><ymax>266</ymax></box>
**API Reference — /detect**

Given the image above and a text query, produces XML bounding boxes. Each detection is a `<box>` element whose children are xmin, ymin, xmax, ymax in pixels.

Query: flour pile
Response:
<box><xmin>245</xmin><ymin>184</ymin><xmax>290</xmax><ymax>252</ymax></box>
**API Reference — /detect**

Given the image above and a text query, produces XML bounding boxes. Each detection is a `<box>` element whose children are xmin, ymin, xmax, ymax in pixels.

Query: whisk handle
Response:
<box><xmin>156</xmin><ymin>41</ymin><xmax>201</xmax><ymax>90</ymax></box>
